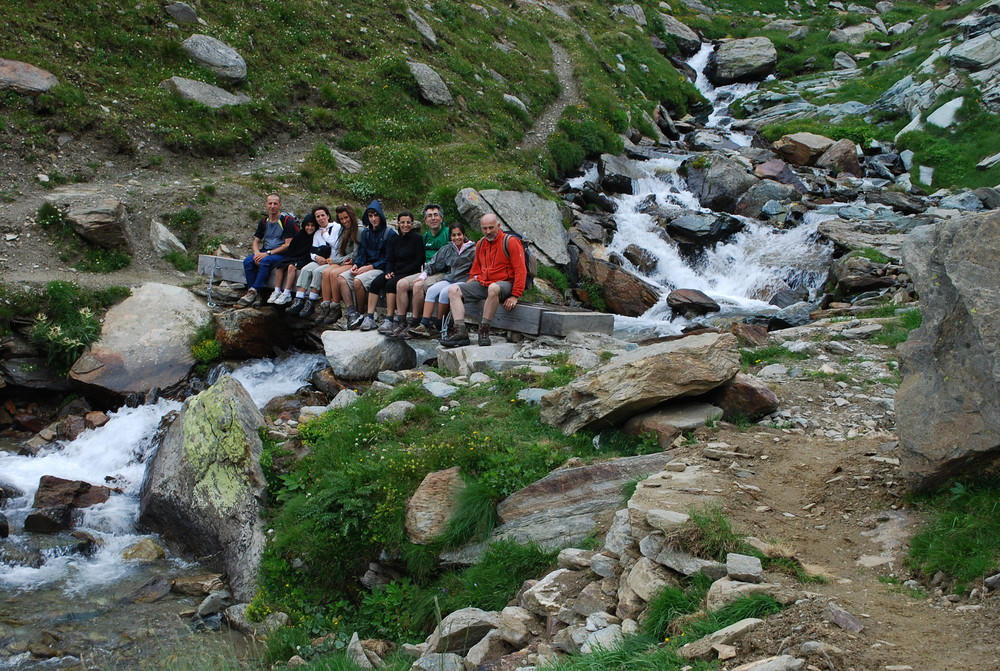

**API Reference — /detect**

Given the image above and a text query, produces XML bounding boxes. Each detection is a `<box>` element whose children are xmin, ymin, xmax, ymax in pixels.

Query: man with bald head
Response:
<box><xmin>441</xmin><ymin>213</ymin><xmax>527</xmax><ymax>347</ymax></box>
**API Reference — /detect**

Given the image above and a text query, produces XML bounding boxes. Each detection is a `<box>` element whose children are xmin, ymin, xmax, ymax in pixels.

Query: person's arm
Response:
<box><xmin>505</xmin><ymin>237</ymin><xmax>527</xmax><ymax>309</ymax></box>
<box><xmin>268</xmin><ymin>236</ymin><xmax>294</xmax><ymax>256</ymax></box>
<box><xmin>468</xmin><ymin>241</ymin><xmax>483</xmax><ymax>284</ymax></box>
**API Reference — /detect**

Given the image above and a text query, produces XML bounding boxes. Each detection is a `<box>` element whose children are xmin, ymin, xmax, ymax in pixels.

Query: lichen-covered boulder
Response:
<box><xmin>139</xmin><ymin>375</ymin><xmax>266</xmax><ymax>601</ymax></box>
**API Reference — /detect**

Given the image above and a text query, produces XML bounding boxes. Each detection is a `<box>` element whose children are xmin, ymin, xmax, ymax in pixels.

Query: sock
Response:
<box><xmin>366</xmin><ymin>313</ymin><xmax>374</xmax><ymax>319</ymax></box>
<box><xmin>420</xmin><ymin>317</ymin><xmax>431</xmax><ymax>327</ymax></box>
<box><xmin>431</xmin><ymin>318</ymin><xmax>441</xmax><ymax>329</ymax></box>
<box><xmin>295</xmin><ymin>291</ymin><xmax>306</xmax><ymax>299</ymax></box>
<box><xmin>308</xmin><ymin>292</ymin><xmax>319</xmax><ymax>300</ymax></box>
<box><xmin>283</xmin><ymin>290</ymin><xmax>292</xmax><ymax>296</ymax></box>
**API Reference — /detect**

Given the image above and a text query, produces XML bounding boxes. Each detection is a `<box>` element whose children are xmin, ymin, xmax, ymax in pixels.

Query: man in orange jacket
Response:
<box><xmin>442</xmin><ymin>213</ymin><xmax>527</xmax><ymax>347</ymax></box>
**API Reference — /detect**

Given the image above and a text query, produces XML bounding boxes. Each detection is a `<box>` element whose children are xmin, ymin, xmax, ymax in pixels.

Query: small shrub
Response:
<box><xmin>192</xmin><ymin>338</ymin><xmax>221</xmax><ymax>364</ymax></box>
<box><xmin>164</xmin><ymin>250</ymin><xmax>197</xmax><ymax>272</ymax></box>
<box><xmin>75</xmin><ymin>248</ymin><xmax>131</xmax><ymax>273</ymax></box>
<box><xmin>164</xmin><ymin>208</ymin><xmax>203</xmax><ymax>248</ymax></box>
<box><xmin>536</xmin><ymin>264</ymin><xmax>570</xmax><ymax>293</ymax></box>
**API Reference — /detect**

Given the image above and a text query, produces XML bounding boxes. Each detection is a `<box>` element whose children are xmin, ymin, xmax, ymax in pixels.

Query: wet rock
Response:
<box><xmin>408</xmin><ymin>61</ymin><xmax>454</xmax><ymax>105</ymax></box>
<box><xmin>139</xmin><ymin>375</ymin><xmax>267</xmax><ymax>601</ymax></box>
<box><xmin>24</xmin><ymin>505</ymin><xmax>73</xmax><ymax>533</ymax></box>
<box><xmin>123</xmin><ymin>538</ymin><xmax>165</xmax><ymax>562</ymax></box>
<box><xmin>182</xmin><ymin>34</ymin><xmax>247</xmax><ymax>82</ymax></box>
<box><xmin>599</xmin><ymin>154</ymin><xmax>646</xmax><ymax>195</ymax></box>
<box><xmin>661</xmin><ymin>211</ymin><xmax>746</xmax><ymax>245</ymax></box>
<box><xmin>0</xmin><ymin>358</ymin><xmax>69</xmax><ymax>392</ymax></box>
<box><xmin>541</xmin><ymin>333</ymin><xmax>740</xmax><ymax>435</ymax></box>
<box><xmin>197</xmin><ymin>589</ymin><xmax>234</xmax><ymax>617</ymax></box>
<box><xmin>126</xmin><ymin>578</ymin><xmax>172</xmax><ymax>603</ymax></box>
<box><xmin>897</xmin><ymin>214</ymin><xmax>1000</xmax><ymax>490</ymax></box>
<box><xmin>754</xmin><ymin>159</ymin><xmax>808</xmax><ymax>192</ymax></box>
<box><xmin>83</xmin><ymin>411</ymin><xmax>110</xmax><ymax>430</ymax></box>
<box><xmin>624</xmin><ymin>244</ymin><xmax>658</xmax><ymax>274</ymax></box>
<box><xmin>406</xmin><ymin>467</ymin><xmax>466</xmax><ymax>544</ymax></box>
<box><xmin>215</xmin><ymin>306</ymin><xmax>293</xmax><ymax>359</ymax></box>
<box><xmin>707</xmin><ymin>37</ymin><xmax>777</xmax><ymax>84</ymax></box>
<box><xmin>828</xmin><ymin>252</ymin><xmax>896</xmax><ymax>293</ymax></box>
<box><xmin>0</xmin><ymin>513</ymin><xmax>8</xmax><ymax>538</ymax></box>
<box><xmin>33</xmin><ymin>475</ymin><xmax>112</xmax><ymax>509</ymax></box>
<box><xmin>682</xmin><ymin>155</ymin><xmax>759</xmax><ymax>214</ymax></box>
<box><xmin>576</xmin><ymin>254</ymin><xmax>661</xmax><ymax>316</ymax></box>
<box><xmin>172</xmin><ymin>574</ymin><xmax>225</xmax><ymax>596</ymax></box>
<box><xmin>736</xmin><ymin>180</ymin><xmax>800</xmax><ymax>218</ymax></box>
<box><xmin>0</xmin><ymin>58</ymin><xmax>59</xmax><ymax>95</ymax></box>
<box><xmin>667</xmin><ymin>289</ymin><xmax>721</xmax><ymax>318</ymax></box>
<box><xmin>70</xmin><ymin>284</ymin><xmax>211</xmax><ymax>397</ymax></box>
<box><xmin>769</xmin><ymin>302</ymin><xmax>815</xmax><ymax>330</ymax></box>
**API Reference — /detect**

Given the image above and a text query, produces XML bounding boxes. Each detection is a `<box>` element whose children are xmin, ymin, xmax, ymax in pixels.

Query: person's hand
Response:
<box><xmin>385</xmin><ymin>272</ymin><xmax>394</xmax><ymax>279</ymax></box>
<box><xmin>253</xmin><ymin>252</ymin><xmax>268</xmax><ymax>264</ymax></box>
<box><xmin>350</xmin><ymin>264</ymin><xmax>359</xmax><ymax>272</ymax></box>
<box><xmin>503</xmin><ymin>295</ymin><xmax>519</xmax><ymax>311</ymax></box>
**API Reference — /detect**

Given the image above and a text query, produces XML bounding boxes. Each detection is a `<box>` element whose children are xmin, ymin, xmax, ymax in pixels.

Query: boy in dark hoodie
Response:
<box><xmin>339</xmin><ymin>200</ymin><xmax>396</xmax><ymax>326</ymax></box>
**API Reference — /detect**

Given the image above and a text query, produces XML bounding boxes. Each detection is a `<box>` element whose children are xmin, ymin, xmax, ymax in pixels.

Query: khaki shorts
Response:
<box><xmin>343</xmin><ymin>268</ymin><xmax>384</xmax><ymax>290</ymax></box>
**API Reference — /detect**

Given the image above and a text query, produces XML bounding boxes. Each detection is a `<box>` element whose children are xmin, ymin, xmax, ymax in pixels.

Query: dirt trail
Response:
<box><xmin>518</xmin><ymin>41</ymin><xmax>580</xmax><ymax>151</ymax></box>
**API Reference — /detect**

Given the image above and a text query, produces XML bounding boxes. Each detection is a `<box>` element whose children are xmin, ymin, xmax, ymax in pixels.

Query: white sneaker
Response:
<box><xmin>266</xmin><ymin>291</ymin><xmax>280</xmax><ymax>304</ymax></box>
<box><xmin>275</xmin><ymin>292</ymin><xmax>292</xmax><ymax>305</ymax></box>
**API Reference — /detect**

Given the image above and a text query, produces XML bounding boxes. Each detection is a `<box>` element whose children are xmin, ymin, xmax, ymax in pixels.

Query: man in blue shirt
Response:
<box><xmin>237</xmin><ymin>194</ymin><xmax>298</xmax><ymax>307</ymax></box>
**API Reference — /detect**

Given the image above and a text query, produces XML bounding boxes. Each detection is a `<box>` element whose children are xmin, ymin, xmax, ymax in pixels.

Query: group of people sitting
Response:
<box><xmin>237</xmin><ymin>194</ymin><xmax>528</xmax><ymax>347</ymax></box>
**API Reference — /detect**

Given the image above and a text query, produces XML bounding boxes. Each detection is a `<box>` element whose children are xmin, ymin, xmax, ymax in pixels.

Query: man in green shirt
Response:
<box><xmin>421</xmin><ymin>203</ymin><xmax>449</xmax><ymax>261</ymax></box>
<box><xmin>394</xmin><ymin>203</ymin><xmax>450</xmax><ymax>332</ymax></box>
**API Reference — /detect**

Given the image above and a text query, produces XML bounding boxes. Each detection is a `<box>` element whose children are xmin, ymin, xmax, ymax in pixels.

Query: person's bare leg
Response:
<box><xmin>354</xmin><ymin>279</ymin><xmax>367</xmax><ymax>312</ymax></box>
<box><xmin>396</xmin><ymin>278</ymin><xmax>410</xmax><ymax>317</ymax></box>
<box><xmin>366</xmin><ymin>290</ymin><xmax>379</xmax><ymax>315</ymax></box>
<box><xmin>482</xmin><ymin>283</ymin><xmax>502</xmax><ymax>321</ymax></box>
<box><xmin>448</xmin><ymin>285</ymin><xmax>465</xmax><ymax>321</ymax></box>
<box><xmin>340</xmin><ymin>274</ymin><xmax>355</xmax><ymax>309</ymax></box>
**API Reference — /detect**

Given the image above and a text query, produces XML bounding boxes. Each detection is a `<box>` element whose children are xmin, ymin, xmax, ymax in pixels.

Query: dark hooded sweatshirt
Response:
<box><xmin>353</xmin><ymin>200</ymin><xmax>396</xmax><ymax>270</ymax></box>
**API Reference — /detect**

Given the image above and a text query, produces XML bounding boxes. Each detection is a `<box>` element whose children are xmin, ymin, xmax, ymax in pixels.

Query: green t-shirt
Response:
<box><xmin>423</xmin><ymin>225</ymin><xmax>449</xmax><ymax>262</ymax></box>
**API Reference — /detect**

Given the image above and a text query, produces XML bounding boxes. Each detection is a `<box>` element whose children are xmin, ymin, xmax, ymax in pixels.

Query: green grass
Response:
<box><xmin>740</xmin><ymin>345</ymin><xmax>809</xmax><ymax>372</ymax></box>
<box><xmin>909</xmin><ymin>479</ymin><xmax>1000</xmax><ymax>592</ymax></box>
<box><xmin>665</xmin><ymin>505</ymin><xmax>759</xmax><ymax>562</ymax></box>
<box><xmin>878</xmin><ymin>575</ymin><xmax>929</xmax><ymax>599</ymax></box>
<box><xmin>870</xmin><ymin>308</ymin><xmax>922</xmax><ymax>348</ymax></box>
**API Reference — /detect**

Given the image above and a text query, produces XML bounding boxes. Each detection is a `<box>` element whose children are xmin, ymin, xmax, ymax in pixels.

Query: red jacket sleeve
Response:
<box><xmin>468</xmin><ymin>241</ymin><xmax>484</xmax><ymax>284</ymax></box>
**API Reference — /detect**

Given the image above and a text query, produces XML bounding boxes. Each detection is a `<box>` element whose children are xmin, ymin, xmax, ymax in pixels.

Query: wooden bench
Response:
<box><xmin>197</xmin><ymin>254</ymin><xmax>615</xmax><ymax>336</ymax></box>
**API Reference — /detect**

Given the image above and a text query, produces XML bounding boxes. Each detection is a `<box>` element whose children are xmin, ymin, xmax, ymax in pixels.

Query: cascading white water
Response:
<box><xmin>575</xmin><ymin>43</ymin><xmax>834</xmax><ymax>334</ymax></box>
<box><xmin>0</xmin><ymin>352</ymin><xmax>327</xmax><ymax>594</ymax></box>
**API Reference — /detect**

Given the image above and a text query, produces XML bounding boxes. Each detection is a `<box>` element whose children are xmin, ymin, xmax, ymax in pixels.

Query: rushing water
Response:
<box><xmin>571</xmin><ymin>43</ymin><xmax>834</xmax><ymax>335</ymax></box>
<box><xmin>0</xmin><ymin>353</ymin><xmax>327</xmax><ymax>669</ymax></box>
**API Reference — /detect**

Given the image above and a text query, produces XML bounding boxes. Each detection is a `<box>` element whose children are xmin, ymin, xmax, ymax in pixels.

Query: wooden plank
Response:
<box><xmin>198</xmin><ymin>254</ymin><xmax>278</xmax><ymax>288</ymax></box>
<box><xmin>539</xmin><ymin>310</ymin><xmax>615</xmax><ymax>336</ymax></box>
<box><xmin>461</xmin><ymin>301</ymin><xmax>544</xmax><ymax>335</ymax></box>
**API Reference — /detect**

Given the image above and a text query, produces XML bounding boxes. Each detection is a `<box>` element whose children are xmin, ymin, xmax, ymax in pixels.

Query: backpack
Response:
<box><xmin>478</xmin><ymin>231</ymin><xmax>537</xmax><ymax>289</ymax></box>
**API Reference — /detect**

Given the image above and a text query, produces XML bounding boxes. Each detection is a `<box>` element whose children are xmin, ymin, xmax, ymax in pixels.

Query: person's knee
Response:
<box><xmin>487</xmin><ymin>283</ymin><xmax>502</xmax><ymax>297</ymax></box>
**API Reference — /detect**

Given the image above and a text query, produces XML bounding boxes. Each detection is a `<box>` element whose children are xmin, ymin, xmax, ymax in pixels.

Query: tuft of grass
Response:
<box><xmin>870</xmin><ymin>308</ymin><xmax>922</xmax><ymax>348</ymax></box>
<box><xmin>740</xmin><ymin>345</ymin><xmax>809</xmax><ymax>371</ymax></box>
<box><xmin>434</xmin><ymin>476</ymin><xmax>500</xmax><ymax>549</ymax></box>
<box><xmin>909</xmin><ymin>479</ymin><xmax>1000</xmax><ymax>593</ymax></box>
<box><xmin>75</xmin><ymin>248</ymin><xmax>131</xmax><ymax>273</ymax></box>
<box><xmin>164</xmin><ymin>249</ymin><xmax>197</xmax><ymax>272</ymax></box>
<box><xmin>664</xmin><ymin>505</ymin><xmax>759</xmax><ymax>562</ymax></box>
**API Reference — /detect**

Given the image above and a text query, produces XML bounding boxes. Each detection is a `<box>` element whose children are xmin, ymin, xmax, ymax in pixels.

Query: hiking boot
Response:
<box><xmin>359</xmin><ymin>315</ymin><xmax>375</xmax><ymax>331</ymax></box>
<box><xmin>274</xmin><ymin>292</ymin><xmax>292</xmax><ymax>306</ymax></box>
<box><xmin>407</xmin><ymin>323</ymin><xmax>432</xmax><ymax>338</ymax></box>
<box><xmin>377</xmin><ymin>318</ymin><xmax>395</xmax><ymax>335</ymax></box>
<box><xmin>441</xmin><ymin>327</ymin><xmax>471</xmax><ymax>348</ymax></box>
<box><xmin>323</xmin><ymin>303</ymin><xmax>343</xmax><ymax>324</ymax></box>
<box><xmin>477</xmin><ymin>325</ymin><xmax>492</xmax><ymax>347</ymax></box>
<box><xmin>286</xmin><ymin>297</ymin><xmax>306</xmax><ymax>315</ymax></box>
<box><xmin>390</xmin><ymin>321</ymin><xmax>411</xmax><ymax>338</ymax></box>
<box><xmin>236</xmin><ymin>289</ymin><xmax>259</xmax><ymax>308</ymax></box>
<box><xmin>299</xmin><ymin>299</ymin><xmax>318</xmax><ymax>319</ymax></box>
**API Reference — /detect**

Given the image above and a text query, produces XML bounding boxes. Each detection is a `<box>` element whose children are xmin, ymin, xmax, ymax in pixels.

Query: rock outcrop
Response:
<box><xmin>455</xmin><ymin>188</ymin><xmax>570</xmax><ymax>265</ymax></box>
<box><xmin>139</xmin><ymin>375</ymin><xmax>267</xmax><ymax>601</ymax></box>
<box><xmin>541</xmin><ymin>333</ymin><xmax>741</xmax><ymax>435</ymax></box>
<box><xmin>69</xmin><ymin>284</ymin><xmax>210</xmax><ymax>397</ymax></box>
<box><xmin>897</xmin><ymin>213</ymin><xmax>1000</xmax><ymax>490</ymax></box>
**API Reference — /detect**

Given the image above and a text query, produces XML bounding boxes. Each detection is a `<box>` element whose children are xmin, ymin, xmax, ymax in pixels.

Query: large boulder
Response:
<box><xmin>181</xmin><ymin>35</ymin><xmax>247</xmax><ymax>82</ymax></box>
<box><xmin>406</xmin><ymin>467</ymin><xmax>466</xmax><ymax>545</ymax></box>
<box><xmin>598</xmin><ymin>154</ymin><xmax>647</xmax><ymax>195</ymax></box>
<box><xmin>69</xmin><ymin>284</ymin><xmax>210</xmax><ymax>397</ymax></box>
<box><xmin>215</xmin><ymin>307</ymin><xmax>293</xmax><ymax>359</ymax></box>
<box><xmin>159</xmin><ymin>77</ymin><xmax>250</xmax><ymax>108</ymax></box>
<box><xmin>667</xmin><ymin>289</ymin><xmax>721</xmax><ymax>318</ymax></box>
<box><xmin>659</xmin><ymin>14</ymin><xmax>701</xmax><ymax>56</ymax></box>
<box><xmin>709</xmin><ymin>373</ymin><xmax>780</xmax><ymax>420</ymax></box>
<box><xmin>455</xmin><ymin>188</ymin><xmax>570</xmax><ymax>265</ymax></box>
<box><xmin>541</xmin><ymin>333</ymin><xmax>741</xmax><ymax>435</ymax></box>
<box><xmin>897</xmin><ymin>214</ymin><xmax>1000</xmax><ymax>490</ymax></box>
<box><xmin>32</xmin><ymin>476</ymin><xmax>112</xmax><ymax>509</ymax></box>
<box><xmin>682</xmin><ymin>155</ymin><xmax>759</xmax><ymax>213</ymax></box>
<box><xmin>816</xmin><ymin>138</ymin><xmax>862</xmax><ymax>177</ymax></box>
<box><xmin>772</xmin><ymin>132</ymin><xmax>835</xmax><ymax>167</ymax></box>
<box><xmin>139</xmin><ymin>376</ymin><xmax>267</xmax><ymax>601</ymax></box>
<box><xmin>64</xmin><ymin>198</ymin><xmax>129</xmax><ymax>250</ymax></box>
<box><xmin>408</xmin><ymin>61</ymin><xmax>454</xmax><ymax>105</ymax></box>
<box><xmin>425</xmin><ymin>607</ymin><xmax>500</xmax><ymax>655</ymax></box>
<box><xmin>0</xmin><ymin>59</ymin><xmax>59</xmax><ymax>95</ymax></box>
<box><xmin>735</xmin><ymin>180</ymin><xmax>800</xmax><ymax>219</ymax></box>
<box><xmin>706</xmin><ymin>37</ymin><xmax>777</xmax><ymax>85</ymax></box>
<box><xmin>321</xmin><ymin>331</ymin><xmax>416</xmax><ymax>380</ymax></box>
<box><xmin>659</xmin><ymin>211</ymin><xmax>745</xmax><ymax>245</ymax></box>
<box><xmin>576</xmin><ymin>255</ymin><xmax>661</xmax><ymax>317</ymax></box>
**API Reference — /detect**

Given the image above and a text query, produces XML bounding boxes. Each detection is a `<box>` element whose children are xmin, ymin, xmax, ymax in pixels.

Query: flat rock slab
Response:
<box><xmin>0</xmin><ymin>59</ymin><xmax>59</xmax><ymax>94</ymax></box>
<box><xmin>69</xmin><ymin>284</ymin><xmax>210</xmax><ymax>397</ymax></box>
<box><xmin>627</xmin><ymin>468</ymin><xmax>720</xmax><ymax>538</ymax></box>
<box><xmin>437</xmin><ymin>342</ymin><xmax>519</xmax><ymax>376</ymax></box>
<box><xmin>322</xmin><ymin>331</ymin><xmax>416</xmax><ymax>380</ymax></box>
<box><xmin>541</xmin><ymin>333</ymin><xmax>740</xmax><ymax>435</ymax></box>
<box><xmin>160</xmin><ymin>76</ymin><xmax>250</xmax><ymax>108</ymax></box>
